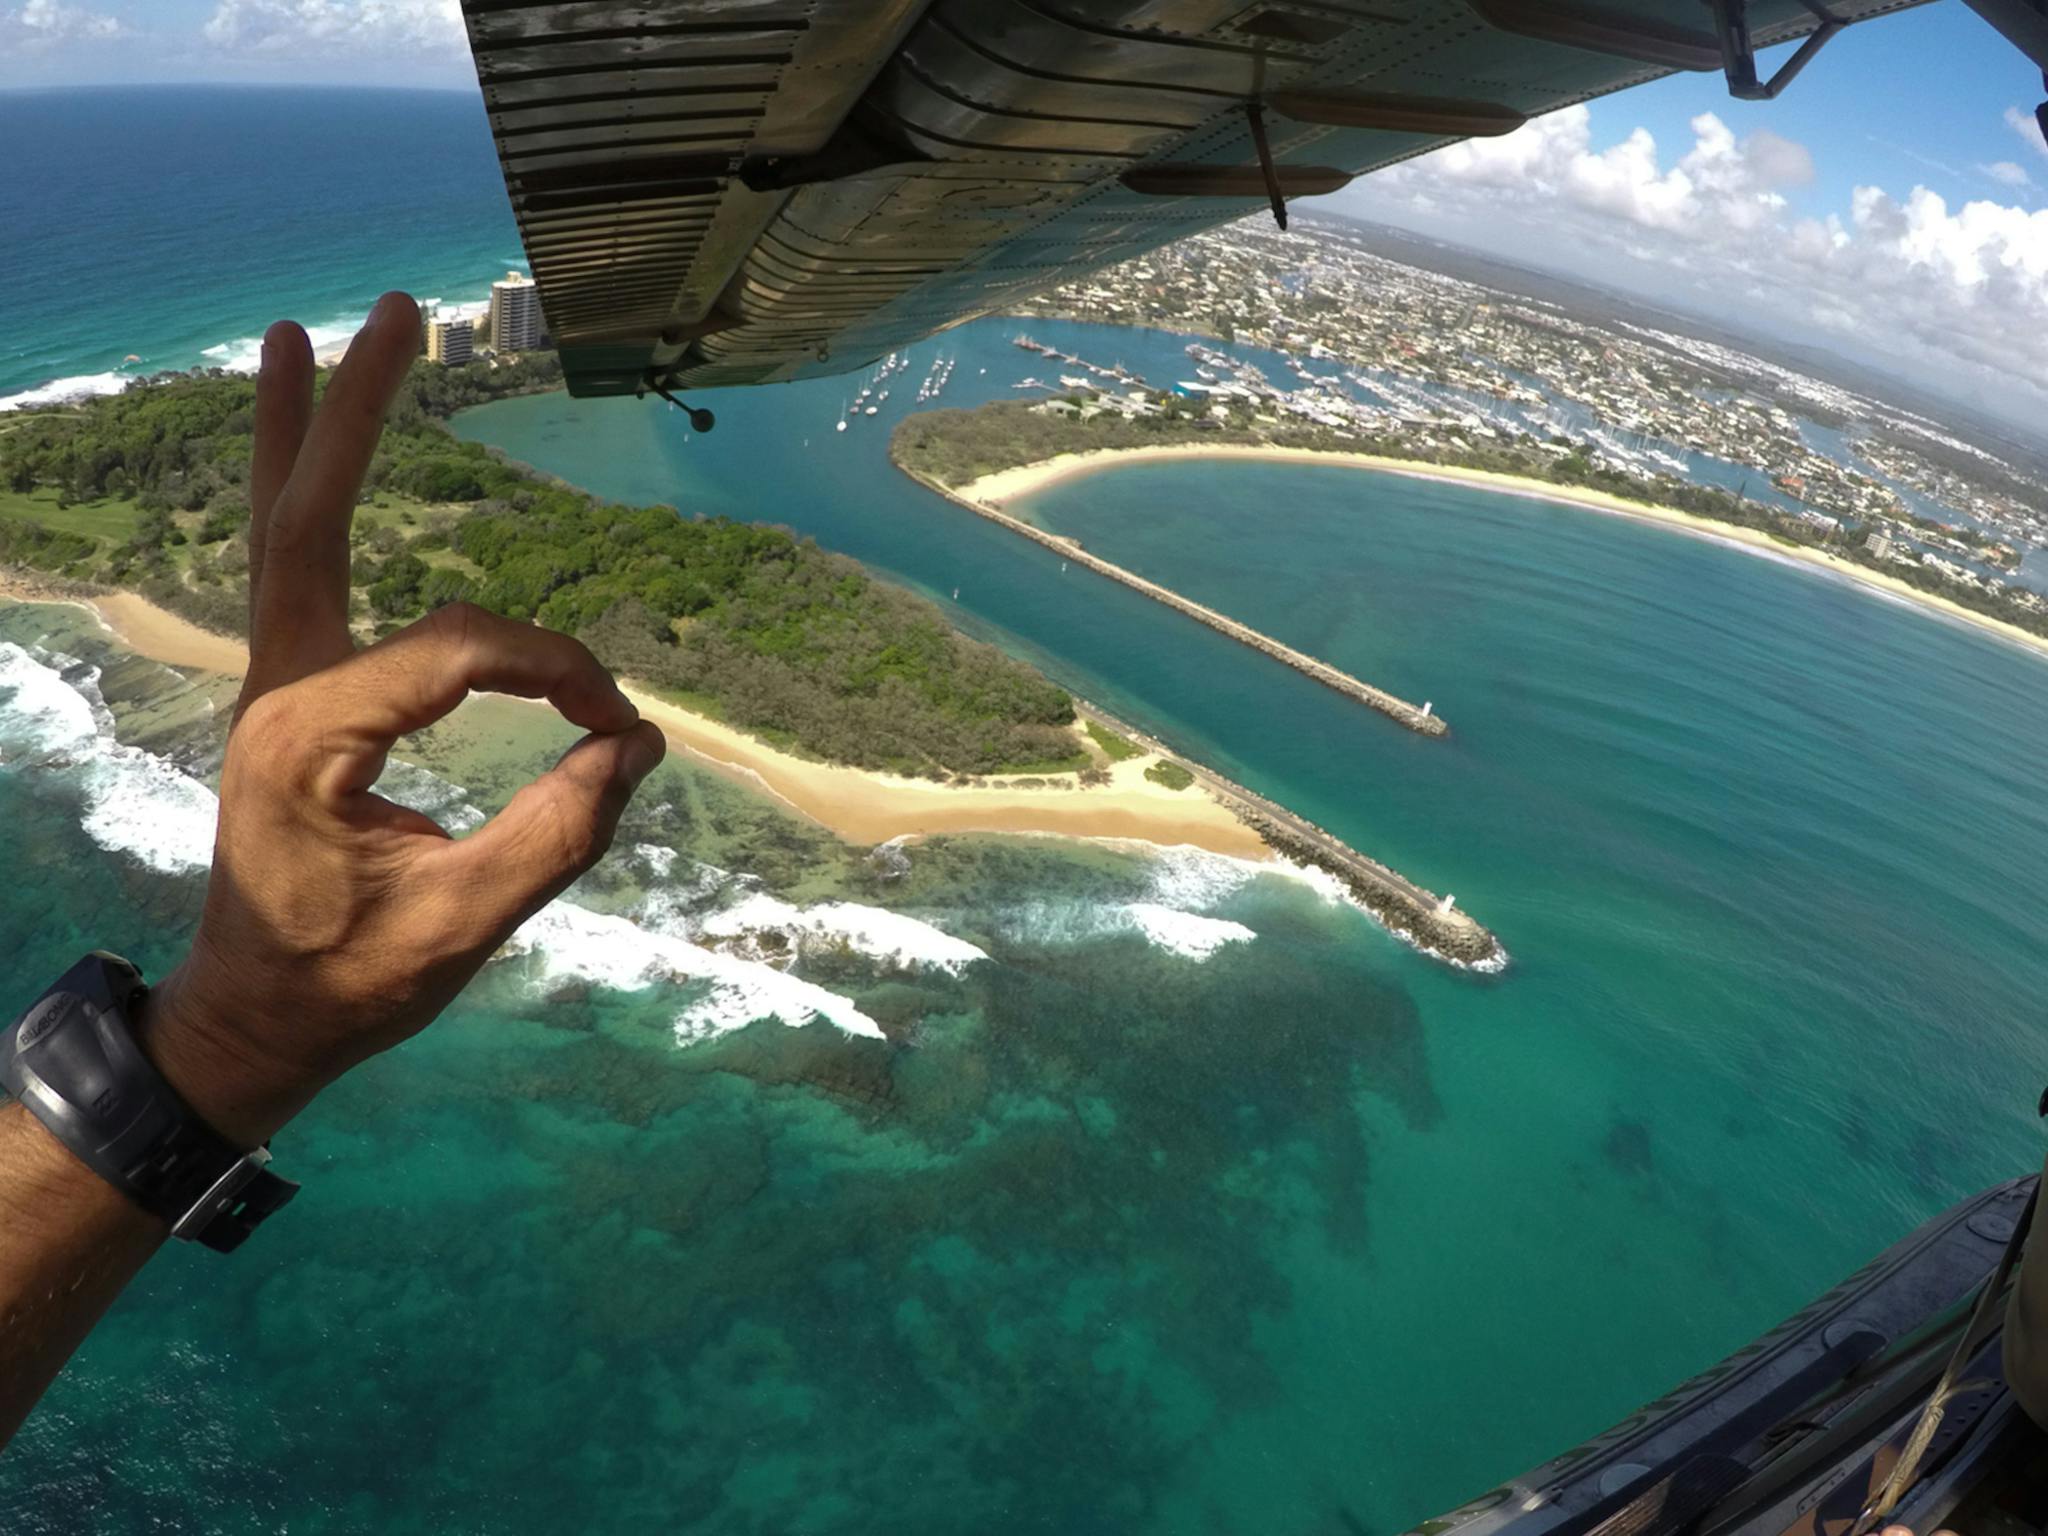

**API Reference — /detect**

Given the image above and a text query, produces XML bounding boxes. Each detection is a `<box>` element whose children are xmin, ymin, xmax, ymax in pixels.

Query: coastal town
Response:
<box><xmin>1006</xmin><ymin>217</ymin><xmax>2048</xmax><ymax>609</ymax></box>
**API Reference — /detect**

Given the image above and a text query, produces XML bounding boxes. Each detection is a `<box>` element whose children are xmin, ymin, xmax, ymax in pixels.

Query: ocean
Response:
<box><xmin>5</xmin><ymin>87</ymin><xmax>2048</xmax><ymax>1536</ymax></box>
<box><xmin>0</xmin><ymin>87</ymin><xmax>521</xmax><ymax>405</ymax></box>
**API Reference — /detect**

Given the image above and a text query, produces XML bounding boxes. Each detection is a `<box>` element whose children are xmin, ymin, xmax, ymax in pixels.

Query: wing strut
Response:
<box><xmin>1710</xmin><ymin>0</ymin><xmax>1843</xmax><ymax>100</ymax></box>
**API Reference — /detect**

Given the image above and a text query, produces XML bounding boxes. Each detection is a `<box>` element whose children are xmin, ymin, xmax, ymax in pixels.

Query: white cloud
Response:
<box><xmin>1981</xmin><ymin>160</ymin><xmax>2033</xmax><ymax>188</ymax></box>
<box><xmin>1353</xmin><ymin>106</ymin><xmax>2048</xmax><ymax>415</ymax></box>
<box><xmin>4</xmin><ymin>0</ymin><xmax>125</xmax><ymax>44</ymax></box>
<box><xmin>201</xmin><ymin>0</ymin><xmax>464</xmax><ymax>55</ymax></box>
<box><xmin>1397</xmin><ymin>107</ymin><xmax>1816</xmax><ymax>239</ymax></box>
<box><xmin>2004</xmin><ymin>104</ymin><xmax>2048</xmax><ymax>164</ymax></box>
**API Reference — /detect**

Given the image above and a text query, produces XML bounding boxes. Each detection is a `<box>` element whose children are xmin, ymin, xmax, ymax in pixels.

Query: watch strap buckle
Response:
<box><xmin>170</xmin><ymin>1147</ymin><xmax>301</xmax><ymax>1253</ymax></box>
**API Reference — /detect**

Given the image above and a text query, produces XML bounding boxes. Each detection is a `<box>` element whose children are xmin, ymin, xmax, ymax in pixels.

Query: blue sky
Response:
<box><xmin>6</xmin><ymin>2</ymin><xmax>2036</xmax><ymax>203</ymax></box>
<box><xmin>1580</xmin><ymin>8</ymin><xmax>2045</xmax><ymax>216</ymax></box>
<box><xmin>6</xmin><ymin>0</ymin><xmax>2046</xmax><ymax>421</ymax></box>
<box><xmin>1334</xmin><ymin>5</ymin><xmax>2048</xmax><ymax>424</ymax></box>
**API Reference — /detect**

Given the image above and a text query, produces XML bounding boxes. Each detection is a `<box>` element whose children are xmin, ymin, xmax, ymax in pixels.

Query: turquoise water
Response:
<box><xmin>5</xmin><ymin>86</ymin><xmax>2048</xmax><ymax>1536</ymax></box>
<box><xmin>467</xmin><ymin>356</ymin><xmax>2048</xmax><ymax>1524</ymax></box>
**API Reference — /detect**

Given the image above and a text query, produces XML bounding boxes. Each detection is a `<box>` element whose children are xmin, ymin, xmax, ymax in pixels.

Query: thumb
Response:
<box><xmin>438</xmin><ymin>721</ymin><xmax>667</xmax><ymax>939</ymax></box>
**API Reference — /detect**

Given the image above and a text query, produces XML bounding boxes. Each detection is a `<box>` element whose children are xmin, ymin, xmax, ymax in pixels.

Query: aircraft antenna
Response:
<box><xmin>1245</xmin><ymin>103</ymin><xmax>1287</xmax><ymax>232</ymax></box>
<box><xmin>640</xmin><ymin>373</ymin><xmax>716</xmax><ymax>434</ymax></box>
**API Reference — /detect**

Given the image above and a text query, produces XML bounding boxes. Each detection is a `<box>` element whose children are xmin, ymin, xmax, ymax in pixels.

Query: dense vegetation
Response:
<box><xmin>895</xmin><ymin>399</ymin><xmax>2048</xmax><ymax>641</ymax></box>
<box><xmin>0</xmin><ymin>359</ymin><xmax>1081</xmax><ymax>776</ymax></box>
<box><xmin>892</xmin><ymin>396</ymin><xmax>1260</xmax><ymax>488</ymax></box>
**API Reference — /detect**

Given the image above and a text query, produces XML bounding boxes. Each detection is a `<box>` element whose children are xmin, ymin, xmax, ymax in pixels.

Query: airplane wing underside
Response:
<box><xmin>456</xmin><ymin>0</ymin><xmax>1974</xmax><ymax>399</ymax></box>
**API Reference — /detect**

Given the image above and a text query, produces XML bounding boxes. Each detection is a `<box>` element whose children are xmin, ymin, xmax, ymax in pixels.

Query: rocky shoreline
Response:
<box><xmin>1076</xmin><ymin>701</ymin><xmax>1505</xmax><ymax>972</ymax></box>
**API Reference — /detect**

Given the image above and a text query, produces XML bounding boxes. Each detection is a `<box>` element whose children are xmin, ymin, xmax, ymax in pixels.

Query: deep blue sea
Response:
<box><xmin>0</xmin><ymin>87</ymin><xmax>521</xmax><ymax>403</ymax></box>
<box><xmin>4</xmin><ymin>87</ymin><xmax>2048</xmax><ymax>1536</ymax></box>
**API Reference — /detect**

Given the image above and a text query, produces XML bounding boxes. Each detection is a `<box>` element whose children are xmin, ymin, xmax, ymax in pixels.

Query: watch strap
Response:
<box><xmin>2</xmin><ymin>953</ymin><xmax>298</xmax><ymax>1253</ymax></box>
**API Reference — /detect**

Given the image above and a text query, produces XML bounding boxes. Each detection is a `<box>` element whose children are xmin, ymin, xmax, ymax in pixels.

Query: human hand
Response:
<box><xmin>138</xmin><ymin>293</ymin><xmax>666</xmax><ymax>1146</ymax></box>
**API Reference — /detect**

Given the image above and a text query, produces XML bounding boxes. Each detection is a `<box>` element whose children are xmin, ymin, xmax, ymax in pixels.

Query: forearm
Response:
<box><xmin>0</xmin><ymin>296</ymin><xmax>660</xmax><ymax>1456</ymax></box>
<box><xmin>0</xmin><ymin>977</ymin><xmax>292</xmax><ymax>1450</ymax></box>
<box><xmin>0</xmin><ymin>1101</ymin><xmax>166</xmax><ymax>1447</ymax></box>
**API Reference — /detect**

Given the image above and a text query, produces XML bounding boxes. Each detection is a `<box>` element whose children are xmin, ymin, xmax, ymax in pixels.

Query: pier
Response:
<box><xmin>902</xmin><ymin>463</ymin><xmax>1450</xmax><ymax>739</ymax></box>
<box><xmin>1076</xmin><ymin>703</ymin><xmax>1503</xmax><ymax>969</ymax></box>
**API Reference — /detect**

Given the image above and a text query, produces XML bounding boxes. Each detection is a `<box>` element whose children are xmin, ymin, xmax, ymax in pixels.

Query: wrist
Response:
<box><xmin>136</xmin><ymin>968</ymin><xmax>317</xmax><ymax>1149</ymax></box>
<box><xmin>0</xmin><ymin>1099</ymin><xmax>155</xmax><ymax>1236</ymax></box>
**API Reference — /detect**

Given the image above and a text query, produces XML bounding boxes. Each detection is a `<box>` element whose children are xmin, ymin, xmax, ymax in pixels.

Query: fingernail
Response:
<box><xmin>624</xmin><ymin>723</ymin><xmax>665</xmax><ymax>781</ymax></box>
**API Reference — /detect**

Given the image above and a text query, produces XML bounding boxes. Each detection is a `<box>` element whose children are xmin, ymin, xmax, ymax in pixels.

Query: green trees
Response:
<box><xmin>447</xmin><ymin>494</ymin><xmax>1077</xmax><ymax>773</ymax></box>
<box><xmin>891</xmin><ymin>401</ymin><xmax>1262</xmax><ymax>488</ymax></box>
<box><xmin>367</xmin><ymin>551</ymin><xmax>429</xmax><ymax>616</ymax></box>
<box><xmin>0</xmin><ymin>357</ymin><xmax>1080</xmax><ymax>777</ymax></box>
<box><xmin>195</xmin><ymin>489</ymin><xmax>247</xmax><ymax>544</ymax></box>
<box><xmin>0</xmin><ymin>519</ymin><xmax>97</xmax><ymax>571</ymax></box>
<box><xmin>416</xmin><ymin>568</ymin><xmax>478</xmax><ymax>610</ymax></box>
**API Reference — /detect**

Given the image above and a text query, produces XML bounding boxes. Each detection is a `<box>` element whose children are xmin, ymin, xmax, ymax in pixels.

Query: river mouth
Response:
<box><xmin>3</xmin><ymin>327</ymin><xmax>2043</xmax><ymax>1536</ymax></box>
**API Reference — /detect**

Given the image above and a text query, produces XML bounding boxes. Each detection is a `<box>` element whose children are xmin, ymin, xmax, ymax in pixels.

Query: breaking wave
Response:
<box><xmin>373</xmin><ymin>757</ymin><xmax>487</xmax><ymax>834</ymax></box>
<box><xmin>502</xmin><ymin>901</ymin><xmax>893</xmax><ymax>1043</ymax></box>
<box><xmin>0</xmin><ymin>640</ymin><xmax>986</xmax><ymax>1044</ymax></box>
<box><xmin>989</xmin><ymin>845</ymin><xmax>1262</xmax><ymax>961</ymax></box>
<box><xmin>0</xmin><ymin>642</ymin><xmax>219</xmax><ymax>875</ymax></box>
<box><xmin>197</xmin><ymin>296</ymin><xmax>491</xmax><ymax>375</ymax></box>
<box><xmin>2</xmin><ymin>287</ymin><xmax>505</xmax><ymax>413</ymax></box>
<box><xmin>0</xmin><ymin>371</ymin><xmax>135</xmax><ymax>412</ymax></box>
<box><xmin>697</xmin><ymin>889</ymin><xmax>988</xmax><ymax>974</ymax></box>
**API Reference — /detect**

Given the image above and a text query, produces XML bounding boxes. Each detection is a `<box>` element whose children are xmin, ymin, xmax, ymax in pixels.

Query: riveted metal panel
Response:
<box><xmin>458</xmin><ymin>0</ymin><xmax>1937</xmax><ymax>397</ymax></box>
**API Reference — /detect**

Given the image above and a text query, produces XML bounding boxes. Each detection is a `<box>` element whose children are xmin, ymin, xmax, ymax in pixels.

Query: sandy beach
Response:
<box><xmin>622</xmin><ymin>686</ymin><xmax>1266</xmax><ymax>854</ymax></box>
<box><xmin>0</xmin><ymin>580</ymin><xmax>1267</xmax><ymax>859</ymax></box>
<box><xmin>956</xmin><ymin>444</ymin><xmax>2048</xmax><ymax>665</ymax></box>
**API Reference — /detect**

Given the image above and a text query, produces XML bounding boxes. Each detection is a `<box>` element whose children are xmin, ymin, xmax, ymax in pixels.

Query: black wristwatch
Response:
<box><xmin>1</xmin><ymin>953</ymin><xmax>298</xmax><ymax>1253</ymax></box>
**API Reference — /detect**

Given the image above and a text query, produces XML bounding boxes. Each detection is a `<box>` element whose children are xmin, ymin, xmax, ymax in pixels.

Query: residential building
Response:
<box><xmin>425</xmin><ymin>316</ymin><xmax>474</xmax><ymax>366</ymax></box>
<box><xmin>489</xmin><ymin>270</ymin><xmax>541</xmax><ymax>352</ymax></box>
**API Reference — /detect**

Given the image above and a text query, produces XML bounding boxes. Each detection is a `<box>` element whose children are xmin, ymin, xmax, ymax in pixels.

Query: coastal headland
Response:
<box><xmin>937</xmin><ymin>442</ymin><xmax>2048</xmax><ymax>667</ymax></box>
<box><xmin>0</xmin><ymin>579</ymin><xmax>1264</xmax><ymax>859</ymax></box>
<box><xmin>896</xmin><ymin>458</ymin><xmax>1451</xmax><ymax>739</ymax></box>
<box><xmin>0</xmin><ymin>579</ymin><xmax>1504</xmax><ymax>968</ymax></box>
<box><xmin>0</xmin><ymin>367</ymin><xmax>1501</xmax><ymax>970</ymax></box>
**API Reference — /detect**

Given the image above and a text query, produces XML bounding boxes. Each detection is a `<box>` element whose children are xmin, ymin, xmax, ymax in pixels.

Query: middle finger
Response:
<box><xmin>247</xmin><ymin>291</ymin><xmax>421</xmax><ymax>695</ymax></box>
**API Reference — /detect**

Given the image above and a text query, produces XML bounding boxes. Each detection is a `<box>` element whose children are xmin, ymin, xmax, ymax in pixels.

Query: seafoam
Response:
<box><xmin>0</xmin><ymin>293</ymin><xmax>499</xmax><ymax>412</ymax></box>
<box><xmin>0</xmin><ymin>642</ymin><xmax>1355</xmax><ymax>1042</ymax></box>
<box><xmin>0</xmin><ymin>641</ymin><xmax>980</xmax><ymax>1043</ymax></box>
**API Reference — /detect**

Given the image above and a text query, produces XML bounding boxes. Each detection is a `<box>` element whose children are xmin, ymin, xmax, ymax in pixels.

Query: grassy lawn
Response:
<box><xmin>1144</xmin><ymin>760</ymin><xmax>1194</xmax><ymax>791</ymax></box>
<box><xmin>1084</xmin><ymin>719</ymin><xmax>1142</xmax><ymax>762</ymax></box>
<box><xmin>416</xmin><ymin>546</ymin><xmax>485</xmax><ymax>579</ymax></box>
<box><xmin>0</xmin><ymin>486</ymin><xmax>144</xmax><ymax>544</ymax></box>
<box><xmin>362</xmin><ymin>491</ymin><xmax>467</xmax><ymax>527</ymax></box>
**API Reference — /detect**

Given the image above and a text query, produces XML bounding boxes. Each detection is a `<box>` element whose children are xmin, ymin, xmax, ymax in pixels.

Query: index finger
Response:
<box><xmin>246</xmin><ymin>292</ymin><xmax>421</xmax><ymax>697</ymax></box>
<box><xmin>307</xmin><ymin>604</ymin><xmax>639</xmax><ymax>796</ymax></box>
<box><xmin>247</xmin><ymin>320</ymin><xmax>314</xmax><ymax>632</ymax></box>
